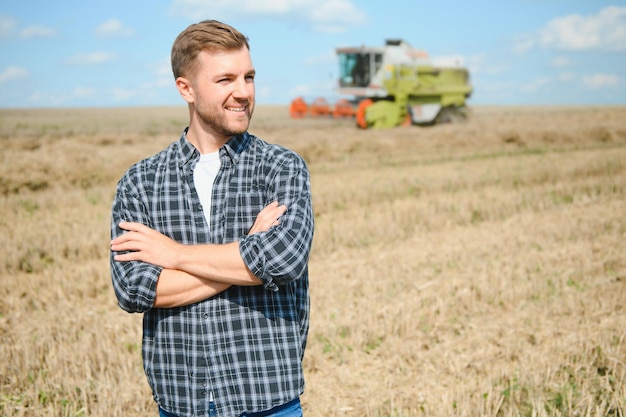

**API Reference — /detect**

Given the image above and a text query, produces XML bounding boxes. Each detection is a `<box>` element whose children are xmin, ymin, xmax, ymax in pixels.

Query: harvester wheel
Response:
<box><xmin>436</xmin><ymin>106</ymin><xmax>465</xmax><ymax>124</ymax></box>
<box><xmin>356</xmin><ymin>99</ymin><xmax>373</xmax><ymax>129</ymax></box>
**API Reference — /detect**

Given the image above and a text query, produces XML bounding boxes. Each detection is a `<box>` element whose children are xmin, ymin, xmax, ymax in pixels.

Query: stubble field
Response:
<box><xmin>0</xmin><ymin>105</ymin><xmax>625</xmax><ymax>417</ymax></box>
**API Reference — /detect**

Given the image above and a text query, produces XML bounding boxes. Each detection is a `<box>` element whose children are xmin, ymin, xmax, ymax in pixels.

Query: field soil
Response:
<box><xmin>0</xmin><ymin>105</ymin><xmax>625</xmax><ymax>416</ymax></box>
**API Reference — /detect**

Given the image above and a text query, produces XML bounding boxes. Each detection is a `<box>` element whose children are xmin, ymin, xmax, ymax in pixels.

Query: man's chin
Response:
<box><xmin>221</xmin><ymin>122</ymin><xmax>250</xmax><ymax>138</ymax></box>
<box><xmin>229</xmin><ymin>115</ymin><xmax>251</xmax><ymax>132</ymax></box>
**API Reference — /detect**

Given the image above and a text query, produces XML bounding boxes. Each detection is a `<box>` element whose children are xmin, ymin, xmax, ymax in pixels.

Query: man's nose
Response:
<box><xmin>232</xmin><ymin>77</ymin><xmax>252</xmax><ymax>98</ymax></box>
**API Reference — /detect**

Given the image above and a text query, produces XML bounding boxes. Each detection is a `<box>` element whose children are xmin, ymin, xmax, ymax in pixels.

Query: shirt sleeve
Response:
<box><xmin>238</xmin><ymin>152</ymin><xmax>314</xmax><ymax>291</ymax></box>
<box><xmin>110</xmin><ymin>175</ymin><xmax>162</xmax><ymax>313</ymax></box>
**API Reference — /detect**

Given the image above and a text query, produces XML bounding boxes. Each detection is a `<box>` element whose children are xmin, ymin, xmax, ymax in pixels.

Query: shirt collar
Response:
<box><xmin>177</xmin><ymin>128</ymin><xmax>199</xmax><ymax>167</ymax></box>
<box><xmin>177</xmin><ymin>128</ymin><xmax>251</xmax><ymax>166</ymax></box>
<box><xmin>222</xmin><ymin>131</ymin><xmax>250</xmax><ymax>163</ymax></box>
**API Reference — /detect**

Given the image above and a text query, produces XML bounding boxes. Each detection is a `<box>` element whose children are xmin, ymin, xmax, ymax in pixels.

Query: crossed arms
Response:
<box><xmin>110</xmin><ymin>202</ymin><xmax>286</xmax><ymax>309</ymax></box>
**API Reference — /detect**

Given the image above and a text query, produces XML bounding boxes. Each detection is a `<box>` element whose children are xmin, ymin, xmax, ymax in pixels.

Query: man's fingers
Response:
<box><xmin>118</xmin><ymin>221</ymin><xmax>149</xmax><ymax>232</ymax></box>
<box><xmin>111</xmin><ymin>237</ymin><xmax>142</xmax><ymax>252</ymax></box>
<box><xmin>264</xmin><ymin>203</ymin><xmax>287</xmax><ymax>218</ymax></box>
<box><xmin>112</xmin><ymin>222</ymin><xmax>154</xmax><ymax>246</ymax></box>
<box><xmin>247</xmin><ymin>202</ymin><xmax>287</xmax><ymax>235</ymax></box>
<box><xmin>260</xmin><ymin>205</ymin><xmax>286</xmax><ymax>223</ymax></box>
<box><xmin>113</xmin><ymin>250</ymin><xmax>147</xmax><ymax>262</ymax></box>
<box><xmin>111</xmin><ymin>230</ymin><xmax>142</xmax><ymax>245</ymax></box>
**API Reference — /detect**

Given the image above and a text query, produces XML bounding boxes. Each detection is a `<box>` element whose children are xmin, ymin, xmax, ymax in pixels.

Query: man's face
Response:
<box><xmin>189</xmin><ymin>47</ymin><xmax>255</xmax><ymax>141</ymax></box>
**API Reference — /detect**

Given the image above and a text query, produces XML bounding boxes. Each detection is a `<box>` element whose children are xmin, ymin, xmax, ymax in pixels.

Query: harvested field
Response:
<box><xmin>0</xmin><ymin>105</ymin><xmax>625</xmax><ymax>416</ymax></box>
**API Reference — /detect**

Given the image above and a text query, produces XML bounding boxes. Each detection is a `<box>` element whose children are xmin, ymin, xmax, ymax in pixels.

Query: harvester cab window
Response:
<box><xmin>352</xmin><ymin>53</ymin><xmax>369</xmax><ymax>87</ymax></box>
<box><xmin>339</xmin><ymin>52</ymin><xmax>382</xmax><ymax>88</ymax></box>
<box><xmin>338</xmin><ymin>53</ymin><xmax>357</xmax><ymax>87</ymax></box>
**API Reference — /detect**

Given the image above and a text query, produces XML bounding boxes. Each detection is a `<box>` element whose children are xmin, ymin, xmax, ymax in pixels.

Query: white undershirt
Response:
<box><xmin>193</xmin><ymin>152</ymin><xmax>221</xmax><ymax>227</ymax></box>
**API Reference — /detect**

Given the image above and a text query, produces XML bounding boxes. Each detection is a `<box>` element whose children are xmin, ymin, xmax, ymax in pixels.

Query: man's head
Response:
<box><xmin>172</xmin><ymin>20</ymin><xmax>255</xmax><ymax>148</ymax></box>
<box><xmin>171</xmin><ymin>20</ymin><xmax>250</xmax><ymax>80</ymax></box>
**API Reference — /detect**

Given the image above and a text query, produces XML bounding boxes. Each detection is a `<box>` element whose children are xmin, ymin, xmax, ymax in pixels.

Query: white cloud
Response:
<box><xmin>466</xmin><ymin>54</ymin><xmax>508</xmax><ymax>75</ymax></box>
<box><xmin>521</xmin><ymin>77</ymin><xmax>550</xmax><ymax>92</ymax></box>
<box><xmin>170</xmin><ymin>0</ymin><xmax>368</xmax><ymax>33</ymax></box>
<box><xmin>309</xmin><ymin>0</ymin><xmax>368</xmax><ymax>33</ymax></box>
<box><xmin>256</xmin><ymin>85</ymin><xmax>272</xmax><ymax>100</ymax></box>
<box><xmin>473</xmin><ymin>79</ymin><xmax>515</xmax><ymax>94</ymax></box>
<box><xmin>290</xmin><ymin>83</ymin><xmax>313</xmax><ymax>97</ymax></box>
<box><xmin>512</xmin><ymin>35</ymin><xmax>534</xmax><ymax>54</ymax></box>
<box><xmin>112</xmin><ymin>87</ymin><xmax>137</xmax><ymax>101</ymax></box>
<box><xmin>0</xmin><ymin>66</ymin><xmax>29</xmax><ymax>83</ymax></box>
<box><xmin>517</xmin><ymin>6</ymin><xmax>626</xmax><ymax>52</ymax></box>
<box><xmin>550</xmin><ymin>56</ymin><xmax>570</xmax><ymax>68</ymax></box>
<box><xmin>583</xmin><ymin>73</ymin><xmax>621</xmax><ymax>89</ymax></box>
<box><xmin>287</xmin><ymin>79</ymin><xmax>335</xmax><ymax>101</ymax></box>
<box><xmin>27</xmin><ymin>90</ymin><xmax>66</xmax><ymax>107</ymax></box>
<box><xmin>557</xmin><ymin>72</ymin><xmax>576</xmax><ymax>82</ymax></box>
<box><xmin>66</xmin><ymin>52</ymin><xmax>117</xmax><ymax>65</ymax></box>
<box><xmin>72</xmin><ymin>87</ymin><xmax>96</xmax><ymax>99</ymax></box>
<box><xmin>140</xmin><ymin>58</ymin><xmax>174</xmax><ymax>90</ymax></box>
<box><xmin>0</xmin><ymin>15</ymin><xmax>17</xmax><ymax>38</ymax></box>
<box><xmin>155</xmin><ymin>59</ymin><xmax>172</xmax><ymax>77</ymax></box>
<box><xmin>303</xmin><ymin>50</ymin><xmax>335</xmax><ymax>66</ymax></box>
<box><xmin>19</xmin><ymin>25</ymin><xmax>58</xmax><ymax>39</ymax></box>
<box><xmin>95</xmin><ymin>18</ymin><xmax>134</xmax><ymax>38</ymax></box>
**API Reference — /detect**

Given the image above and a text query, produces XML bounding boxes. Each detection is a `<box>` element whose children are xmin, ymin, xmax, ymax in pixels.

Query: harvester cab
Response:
<box><xmin>337</xmin><ymin>39</ymin><xmax>429</xmax><ymax>96</ymax></box>
<box><xmin>290</xmin><ymin>39</ymin><xmax>473</xmax><ymax>129</ymax></box>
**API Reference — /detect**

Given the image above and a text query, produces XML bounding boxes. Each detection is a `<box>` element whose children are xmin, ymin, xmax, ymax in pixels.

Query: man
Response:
<box><xmin>110</xmin><ymin>20</ymin><xmax>314</xmax><ymax>417</ymax></box>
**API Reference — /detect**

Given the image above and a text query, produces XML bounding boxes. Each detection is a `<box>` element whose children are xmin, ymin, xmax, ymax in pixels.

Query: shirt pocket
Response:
<box><xmin>223</xmin><ymin>192</ymin><xmax>266</xmax><ymax>238</ymax></box>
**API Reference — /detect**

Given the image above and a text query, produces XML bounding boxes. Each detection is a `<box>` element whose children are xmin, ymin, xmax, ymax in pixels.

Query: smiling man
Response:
<box><xmin>110</xmin><ymin>20</ymin><xmax>314</xmax><ymax>417</ymax></box>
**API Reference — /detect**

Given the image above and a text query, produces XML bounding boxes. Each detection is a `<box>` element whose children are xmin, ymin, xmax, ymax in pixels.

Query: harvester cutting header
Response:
<box><xmin>290</xmin><ymin>39</ymin><xmax>473</xmax><ymax>128</ymax></box>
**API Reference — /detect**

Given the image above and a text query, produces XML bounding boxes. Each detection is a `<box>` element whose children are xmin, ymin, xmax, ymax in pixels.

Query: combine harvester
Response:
<box><xmin>290</xmin><ymin>39</ymin><xmax>473</xmax><ymax>128</ymax></box>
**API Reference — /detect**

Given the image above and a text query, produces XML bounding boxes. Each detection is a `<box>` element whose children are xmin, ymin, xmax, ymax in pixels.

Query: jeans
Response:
<box><xmin>159</xmin><ymin>398</ymin><xmax>302</xmax><ymax>417</ymax></box>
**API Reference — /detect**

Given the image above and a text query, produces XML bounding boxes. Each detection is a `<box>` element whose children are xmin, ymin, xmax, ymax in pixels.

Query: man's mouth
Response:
<box><xmin>226</xmin><ymin>106</ymin><xmax>246</xmax><ymax>112</ymax></box>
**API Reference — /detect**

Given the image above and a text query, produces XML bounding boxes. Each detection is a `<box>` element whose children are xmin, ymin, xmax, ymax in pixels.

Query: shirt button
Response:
<box><xmin>198</xmin><ymin>204</ymin><xmax>203</xmax><ymax>211</ymax></box>
<box><xmin>203</xmin><ymin>313</ymin><xmax>209</xmax><ymax>319</ymax></box>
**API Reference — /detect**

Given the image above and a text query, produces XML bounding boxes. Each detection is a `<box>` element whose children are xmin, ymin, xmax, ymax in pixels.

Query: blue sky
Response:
<box><xmin>1</xmin><ymin>0</ymin><xmax>625</xmax><ymax>108</ymax></box>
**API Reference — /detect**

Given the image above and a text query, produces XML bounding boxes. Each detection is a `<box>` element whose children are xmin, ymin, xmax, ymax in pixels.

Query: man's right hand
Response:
<box><xmin>248</xmin><ymin>201</ymin><xmax>287</xmax><ymax>235</ymax></box>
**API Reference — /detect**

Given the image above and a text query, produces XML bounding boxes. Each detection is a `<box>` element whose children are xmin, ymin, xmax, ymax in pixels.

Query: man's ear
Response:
<box><xmin>175</xmin><ymin>77</ymin><xmax>194</xmax><ymax>104</ymax></box>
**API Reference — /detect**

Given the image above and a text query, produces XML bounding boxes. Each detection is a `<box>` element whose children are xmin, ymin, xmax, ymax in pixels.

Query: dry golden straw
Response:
<box><xmin>0</xmin><ymin>105</ymin><xmax>625</xmax><ymax>416</ymax></box>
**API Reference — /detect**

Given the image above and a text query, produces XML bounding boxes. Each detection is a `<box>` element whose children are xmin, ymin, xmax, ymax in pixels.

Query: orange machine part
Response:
<box><xmin>289</xmin><ymin>97</ymin><xmax>308</xmax><ymax>118</ymax></box>
<box><xmin>309</xmin><ymin>97</ymin><xmax>331</xmax><ymax>117</ymax></box>
<box><xmin>401</xmin><ymin>112</ymin><xmax>412</xmax><ymax>127</ymax></box>
<box><xmin>332</xmin><ymin>99</ymin><xmax>356</xmax><ymax>118</ymax></box>
<box><xmin>355</xmin><ymin>99</ymin><xmax>373</xmax><ymax>128</ymax></box>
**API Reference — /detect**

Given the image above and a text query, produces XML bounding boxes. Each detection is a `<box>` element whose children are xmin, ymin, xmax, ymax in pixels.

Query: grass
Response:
<box><xmin>0</xmin><ymin>105</ymin><xmax>625</xmax><ymax>416</ymax></box>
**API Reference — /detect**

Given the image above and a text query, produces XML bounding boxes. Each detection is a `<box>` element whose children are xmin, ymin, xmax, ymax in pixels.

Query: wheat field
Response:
<box><xmin>0</xmin><ymin>105</ymin><xmax>625</xmax><ymax>417</ymax></box>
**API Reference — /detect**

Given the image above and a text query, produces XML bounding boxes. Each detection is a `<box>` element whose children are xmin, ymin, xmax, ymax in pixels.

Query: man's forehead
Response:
<box><xmin>198</xmin><ymin>48</ymin><xmax>252</xmax><ymax>64</ymax></box>
<box><xmin>192</xmin><ymin>48</ymin><xmax>253</xmax><ymax>75</ymax></box>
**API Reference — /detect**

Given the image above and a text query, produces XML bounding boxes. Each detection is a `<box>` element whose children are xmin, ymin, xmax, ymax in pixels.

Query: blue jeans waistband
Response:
<box><xmin>243</xmin><ymin>398</ymin><xmax>301</xmax><ymax>417</ymax></box>
<box><xmin>159</xmin><ymin>397</ymin><xmax>301</xmax><ymax>417</ymax></box>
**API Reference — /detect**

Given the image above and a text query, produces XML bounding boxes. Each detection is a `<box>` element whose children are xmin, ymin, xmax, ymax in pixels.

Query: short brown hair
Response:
<box><xmin>171</xmin><ymin>20</ymin><xmax>250</xmax><ymax>79</ymax></box>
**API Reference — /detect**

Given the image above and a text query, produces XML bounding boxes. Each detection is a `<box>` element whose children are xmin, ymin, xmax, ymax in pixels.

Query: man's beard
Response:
<box><xmin>198</xmin><ymin>102</ymin><xmax>254</xmax><ymax>138</ymax></box>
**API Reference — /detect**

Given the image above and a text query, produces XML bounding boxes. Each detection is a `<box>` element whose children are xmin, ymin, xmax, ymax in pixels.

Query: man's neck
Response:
<box><xmin>185</xmin><ymin>127</ymin><xmax>231</xmax><ymax>155</ymax></box>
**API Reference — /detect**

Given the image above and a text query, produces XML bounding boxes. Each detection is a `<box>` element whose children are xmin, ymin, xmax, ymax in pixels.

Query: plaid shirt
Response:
<box><xmin>110</xmin><ymin>131</ymin><xmax>314</xmax><ymax>416</ymax></box>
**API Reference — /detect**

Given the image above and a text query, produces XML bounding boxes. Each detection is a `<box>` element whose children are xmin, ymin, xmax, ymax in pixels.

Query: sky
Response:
<box><xmin>1</xmin><ymin>0</ymin><xmax>625</xmax><ymax>108</ymax></box>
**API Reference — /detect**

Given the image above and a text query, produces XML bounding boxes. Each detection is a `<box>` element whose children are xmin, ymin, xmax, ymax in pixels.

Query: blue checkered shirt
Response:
<box><xmin>110</xmin><ymin>131</ymin><xmax>314</xmax><ymax>416</ymax></box>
